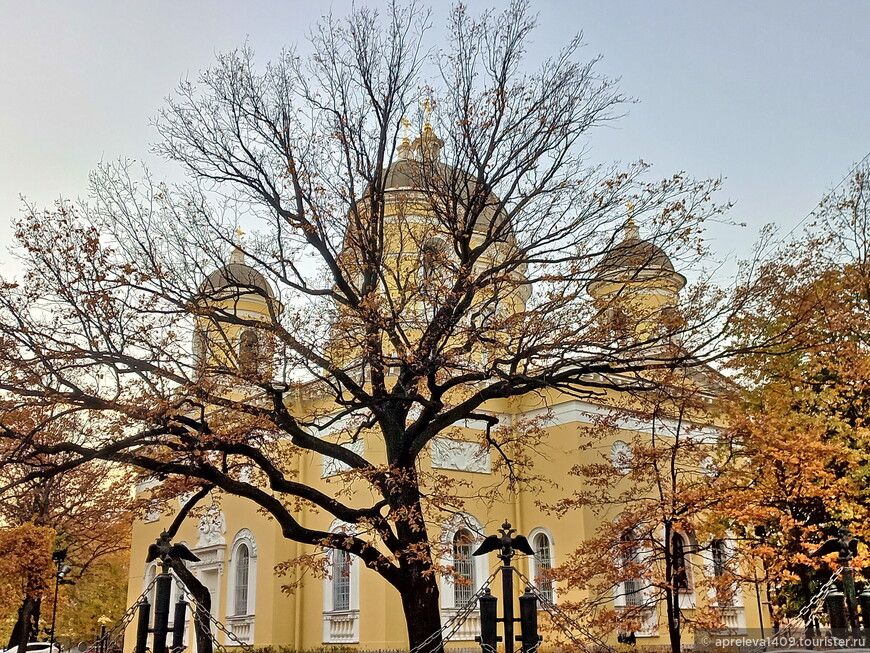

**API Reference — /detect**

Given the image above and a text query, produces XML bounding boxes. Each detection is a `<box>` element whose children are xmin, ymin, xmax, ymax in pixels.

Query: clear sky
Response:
<box><xmin>2</xmin><ymin>1</ymin><xmax>869</xmax><ymax>271</ymax></box>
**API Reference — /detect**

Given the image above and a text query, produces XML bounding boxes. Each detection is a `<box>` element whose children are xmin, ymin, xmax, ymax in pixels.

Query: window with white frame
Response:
<box><xmin>709</xmin><ymin>538</ymin><xmax>738</xmax><ymax>607</ymax></box>
<box><xmin>234</xmin><ymin>544</ymin><xmax>250</xmax><ymax>615</ymax></box>
<box><xmin>711</xmin><ymin>539</ymin><xmax>728</xmax><ymax>578</ymax></box>
<box><xmin>671</xmin><ymin>532</ymin><xmax>691</xmax><ymax>591</ymax></box>
<box><xmin>617</xmin><ymin>529</ymin><xmax>645</xmax><ymax>608</ymax></box>
<box><xmin>143</xmin><ymin>562</ymin><xmax>158</xmax><ymax>615</ymax></box>
<box><xmin>453</xmin><ymin>530</ymin><xmax>476</xmax><ymax>607</ymax></box>
<box><xmin>332</xmin><ymin>550</ymin><xmax>352</xmax><ymax>611</ymax></box>
<box><xmin>528</xmin><ymin>529</ymin><xmax>555</xmax><ymax>604</ymax></box>
<box><xmin>440</xmin><ymin>514</ymin><xmax>488</xmax><ymax>611</ymax></box>
<box><xmin>238</xmin><ymin>329</ymin><xmax>260</xmax><ymax>375</ymax></box>
<box><xmin>225</xmin><ymin>529</ymin><xmax>257</xmax><ymax>644</ymax></box>
<box><xmin>322</xmin><ymin>522</ymin><xmax>360</xmax><ymax>644</ymax></box>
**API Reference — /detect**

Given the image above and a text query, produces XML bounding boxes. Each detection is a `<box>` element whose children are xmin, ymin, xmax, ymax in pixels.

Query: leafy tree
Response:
<box><xmin>547</xmin><ymin>365</ymin><xmax>740</xmax><ymax>653</ymax></box>
<box><xmin>723</xmin><ymin>164</ymin><xmax>870</xmax><ymax>624</ymax></box>
<box><xmin>0</xmin><ymin>412</ymin><xmax>132</xmax><ymax>650</ymax></box>
<box><xmin>0</xmin><ymin>524</ymin><xmax>55</xmax><ymax>649</ymax></box>
<box><xmin>0</xmin><ymin>3</ymin><xmax>794</xmax><ymax>649</ymax></box>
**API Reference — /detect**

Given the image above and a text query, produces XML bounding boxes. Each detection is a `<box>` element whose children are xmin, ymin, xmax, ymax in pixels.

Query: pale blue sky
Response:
<box><xmin>2</xmin><ymin>1</ymin><xmax>869</xmax><ymax>269</ymax></box>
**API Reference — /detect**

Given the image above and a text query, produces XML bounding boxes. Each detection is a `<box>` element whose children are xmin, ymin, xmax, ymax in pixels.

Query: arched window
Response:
<box><xmin>238</xmin><ymin>329</ymin><xmax>259</xmax><ymax>374</ymax></box>
<box><xmin>709</xmin><ymin>538</ymin><xmax>736</xmax><ymax>607</ymax></box>
<box><xmin>440</xmin><ymin>514</ymin><xmax>487</xmax><ymax>619</ymax></box>
<box><xmin>421</xmin><ymin>238</ymin><xmax>447</xmax><ymax>280</ymax></box>
<box><xmin>143</xmin><ymin>562</ymin><xmax>158</xmax><ymax>615</ymax></box>
<box><xmin>234</xmin><ymin>544</ymin><xmax>250</xmax><ymax>615</ymax></box>
<box><xmin>528</xmin><ymin>529</ymin><xmax>555</xmax><ymax>604</ymax></box>
<box><xmin>226</xmin><ymin>529</ymin><xmax>257</xmax><ymax>643</ymax></box>
<box><xmin>323</xmin><ymin>521</ymin><xmax>360</xmax><ymax>643</ymax></box>
<box><xmin>672</xmin><ymin>532</ymin><xmax>689</xmax><ymax>590</ymax></box>
<box><xmin>619</xmin><ymin>530</ymin><xmax>644</xmax><ymax>607</ymax></box>
<box><xmin>711</xmin><ymin>539</ymin><xmax>727</xmax><ymax>578</ymax></box>
<box><xmin>453</xmin><ymin>529</ymin><xmax>476</xmax><ymax>607</ymax></box>
<box><xmin>332</xmin><ymin>550</ymin><xmax>352</xmax><ymax>611</ymax></box>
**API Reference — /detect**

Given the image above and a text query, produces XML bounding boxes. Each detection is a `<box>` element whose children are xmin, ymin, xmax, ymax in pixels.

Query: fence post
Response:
<box><xmin>171</xmin><ymin>599</ymin><xmax>188</xmax><ymax>652</ymax></box>
<box><xmin>518</xmin><ymin>587</ymin><xmax>540</xmax><ymax>653</ymax></box>
<box><xmin>828</xmin><ymin>590</ymin><xmax>847</xmax><ymax>631</ymax></box>
<box><xmin>134</xmin><ymin>600</ymin><xmax>151</xmax><ymax>653</ymax></box>
<box><xmin>152</xmin><ymin>572</ymin><xmax>173</xmax><ymax>653</ymax></box>
<box><xmin>477</xmin><ymin>588</ymin><xmax>499</xmax><ymax>653</ymax></box>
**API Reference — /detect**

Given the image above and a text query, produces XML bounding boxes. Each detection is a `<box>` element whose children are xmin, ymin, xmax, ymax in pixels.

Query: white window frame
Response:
<box><xmin>613</xmin><ymin>527</ymin><xmax>657</xmax><ymax>637</ymax></box>
<box><xmin>669</xmin><ymin>530</ymin><xmax>697</xmax><ymax>610</ymax></box>
<box><xmin>440</xmin><ymin>514</ymin><xmax>488</xmax><ymax>610</ymax></box>
<box><xmin>322</xmin><ymin>521</ymin><xmax>360</xmax><ymax>643</ymax></box>
<box><xmin>701</xmin><ymin>537</ymin><xmax>744</xmax><ymax>608</ymax></box>
<box><xmin>226</xmin><ymin>530</ymin><xmax>257</xmax><ymax>644</ymax></box>
<box><xmin>527</xmin><ymin>527</ymin><xmax>556</xmax><ymax>605</ymax></box>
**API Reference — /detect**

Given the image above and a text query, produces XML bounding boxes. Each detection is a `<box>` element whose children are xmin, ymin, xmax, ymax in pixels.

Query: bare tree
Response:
<box><xmin>0</xmin><ymin>2</ymin><xmax>791</xmax><ymax>649</ymax></box>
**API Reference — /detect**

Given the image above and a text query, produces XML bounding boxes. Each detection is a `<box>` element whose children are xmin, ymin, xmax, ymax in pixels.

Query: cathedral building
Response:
<box><xmin>125</xmin><ymin>122</ymin><xmax>767</xmax><ymax>652</ymax></box>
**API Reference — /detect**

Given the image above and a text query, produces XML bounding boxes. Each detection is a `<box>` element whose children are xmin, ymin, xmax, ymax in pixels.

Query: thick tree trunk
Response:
<box><xmin>399</xmin><ymin>572</ymin><xmax>444</xmax><ymax>653</ymax></box>
<box><xmin>8</xmin><ymin>595</ymin><xmax>41</xmax><ymax>651</ymax></box>
<box><xmin>169</xmin><ymin>560</ymin><xmax>213</xmax><ymax>653</ymax></box>
<box><xmin>389</xmin><ymin>463</ymin><xmax>445</xmax><ymax>653</ymax></box>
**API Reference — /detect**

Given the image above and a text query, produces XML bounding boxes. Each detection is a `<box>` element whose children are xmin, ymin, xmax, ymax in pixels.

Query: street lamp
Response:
<box><xmin>49</xmin><ymin>549</ymin><xmax>74</xmax><ymax>653</ymax></box>
<box><xmin>97</xmin><ymin>615</ymin><xmax>113</xmax><ymax>653</ymax></box>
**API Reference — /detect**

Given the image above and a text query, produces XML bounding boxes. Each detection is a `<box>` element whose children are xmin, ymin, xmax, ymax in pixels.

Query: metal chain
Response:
<box><xmin>795</xmin><ymin>566</ymin><xmax>843</xmax><ymax>625</ymax></box>
<box><xmin>739</xmin><ymin>566</ymin><xmax>846</xmax><ymax>653</ymax></box>
<box><xmin>177</xmin><ymin>583</ymin><xmax>258</xmax><ymax>653</ymax></box>
<box><xmin>409</xmin><ymin>568</ymin><xmax>501</xmax><ymax>653</ymax></box>
<box><xmin>514</xmin><ymin>568</ymin><xmax>618</xmax><ymax>653</ymax></box>
<box><xmin>81</xmin><ymin>576</ymin><xmax>160</xmax><ymax>653</ymax></box>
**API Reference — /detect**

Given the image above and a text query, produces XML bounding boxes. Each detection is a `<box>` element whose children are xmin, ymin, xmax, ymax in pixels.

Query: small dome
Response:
<box><xmin>200</xmin><ymin>254</ymin><xmax>276</xmax><ymax>301</ymax></box>
<box><xmin>589</xmin><ymin>220</ymin><xmax>686</xmax><ymax>291</ymax></box>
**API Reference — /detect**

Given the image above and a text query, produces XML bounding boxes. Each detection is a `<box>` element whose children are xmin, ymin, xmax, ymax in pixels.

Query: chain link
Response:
<box><xmin>81</xmin><ymin>576</ymin><xmax>160</xmax><ymax>653</ymax></box>
<box><xmin>514</xmin><ymin>568</ymin><xmax>618</xmax><ymax>653</ymax></box>
<box><xmin>90</xmin><ymin>561</ymin><xmax>843</xmax><ymax>653</ymax></box>
<box><xmin>177</xmin><ymin>582</ymin><xmax>258</xmax><ymax>653</ymax></box>
<box><xmin>721</xmin><ymin>566</ymin><xmax>846</xmax><ymax>653</ymax></box>
<box><xmin>795</xmin><ymin>566</ymin><xmax>843</xmax><ymax>625</ymax></box>
<box><xmin>409</xmin><ymin>568</ymin><xmax>501</xmax><ymax>653</ymax></box>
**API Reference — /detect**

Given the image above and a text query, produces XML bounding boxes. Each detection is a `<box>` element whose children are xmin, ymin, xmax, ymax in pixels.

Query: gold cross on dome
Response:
<box><xmin>234</xmin><ymin>225</ymin><xmax>245</xmax><ymax>242</ymax></box>
<box><xmin>401</xmin><ymin>116</ymin><xmax>410</xmax><ymax>142</ymax></box>
<box><xmin>422</xmin><ymin>98</ymin><xmax>433</xmax><ymax>125</ymax></box>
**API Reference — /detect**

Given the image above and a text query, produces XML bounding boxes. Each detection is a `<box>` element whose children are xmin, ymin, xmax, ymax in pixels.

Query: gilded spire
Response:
<box><xmin>623</xmin><ymin>204</ymin><xmax>639</xmax><ymax>240</ymax></box>
<box><xmin>397</xmin><ymin>116</ymin><xmax>412</xmax><ymax>160</ymax></box>
<box><xmin>414</xmin><ymin>99</ymin><xmax>443</xmax><ymax>161</ymax></box>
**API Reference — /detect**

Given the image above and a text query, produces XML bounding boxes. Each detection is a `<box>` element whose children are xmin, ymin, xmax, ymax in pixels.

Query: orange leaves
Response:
<box><xmin>0</xmin><ymin>523</ymin><xmax>55</xmax><ymax>604</ymax></box>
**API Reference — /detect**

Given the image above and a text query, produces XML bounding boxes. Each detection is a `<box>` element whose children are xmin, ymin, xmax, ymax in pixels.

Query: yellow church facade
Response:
<box><xmin>125</xmin><ymin>125</ymin><xmax>768</xmax><ymax>652</ymax></box>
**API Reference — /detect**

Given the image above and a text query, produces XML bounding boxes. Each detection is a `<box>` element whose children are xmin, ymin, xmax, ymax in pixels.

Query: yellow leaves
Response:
<box><xmin>0</xmin><ymin>522</ymin><xmax>55</xmax><ymax>602</ymax></box>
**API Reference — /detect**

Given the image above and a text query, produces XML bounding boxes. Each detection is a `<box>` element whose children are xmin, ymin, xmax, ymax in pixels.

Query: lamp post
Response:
<box><xmin>49</xmin><ymin>550</ymin><xmax>74</xmax><ymax>653</ymax></box>
<box><xmin>97</xmin><ymin>615</ymin><xmax>112</xmax><ymax>653</ymax></box>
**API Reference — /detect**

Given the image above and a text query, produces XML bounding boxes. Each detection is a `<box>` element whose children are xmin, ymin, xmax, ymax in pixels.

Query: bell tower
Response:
<box><xmin>587</xmin><ymin>217</ymin><xmax>686</xmax><ymax>340</ymax></box>
<box><xmin>193</xmin><ymin>242</ymin><xmax>282</xmax><ymax>380</ymax></box>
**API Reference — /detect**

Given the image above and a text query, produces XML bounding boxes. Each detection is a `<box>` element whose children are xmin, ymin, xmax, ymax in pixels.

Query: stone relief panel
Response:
<box><xmin>197</xmin><ymin>507</ymin><xmax>227</xmax><ymax>547</ymax></box>
<box><xmin>431</xmin><ymin>438</ymin><xmax>490</xmax><ymax>474</ymax></box>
